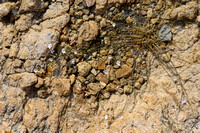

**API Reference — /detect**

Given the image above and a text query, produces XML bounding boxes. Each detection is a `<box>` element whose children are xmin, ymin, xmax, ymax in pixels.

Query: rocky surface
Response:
<box><xmin>0</xmin><ymin>0</ymin><xmax>200</xmax><ymax>132</ymax></box>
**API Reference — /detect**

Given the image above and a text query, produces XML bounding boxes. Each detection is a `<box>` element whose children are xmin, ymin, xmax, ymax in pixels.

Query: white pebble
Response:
<box><xmin>112</xmin><ymin>23</ymin><xmax>116</xmax><ymax>28</ymax></box>
<box><xmin>105</xmin><ymin>122</ymin><xmax>108</xmax><ymax>127</ymax></box>
<box><xmin>105</xmin><ymin>115</ymin><xmax>108</xmax><ymax>120</ymax></box>
<box><xmin>49</xmin><ymin>58</ymin><xmax>53</xmax><ymax>62</ymax></box>
<box><xmin>119</xmin><ymin>116</ymin><xmax>123</xmax><ymax>119</ymax></box>
<box><xmin>71</xmin><ymin>59</ymin><xmax>76</xmax><ymax>65</ymax></box>
<box><xmin>74</xmin><ymin>50</ymin><xmax>77</xmax><ymax>55</ymax></box>
<box><xmin>61</xmin><ymin>48</ymin><xmax>66</xmax><ymax>54</ymax></box>
<box><xmin>116</xmin><ymin>60</ymin><xmax>121</xmax><ymax>66</ymax></box>
<box><xmin>48</xmin><ymin>44</ymin><xmax>52</xmax><ymax>49</ymax></box>
<box><xmin>107</xmin><ymin>55</ymin><xmax>112</xmax><ymax>59</ymax></box>
<box><xmin>33</xmin><ymin>69</ymin><xmax>38</xmax><ymax>73</ymax></box>
<box><xmin>103</xmin><ymin>70</ymin><xmax>108</xmax><ymax>75</ymax></box>
<box><xmin>172</xmin><ymin>76</ymin><xmax>177</xmax><ymax>82</ymax></box>
<box><xmin>181</xmin><ymin>99</ymin><xmax>186</xmax><ymax>104</ymax></box>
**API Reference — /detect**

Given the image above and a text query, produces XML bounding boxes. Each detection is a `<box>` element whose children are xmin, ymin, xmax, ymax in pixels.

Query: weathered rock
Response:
<box><xmin>95</xmin><ymin>60</ymin><xmax>106</xmax><ymax>70</ymax></box>
<box><xmin>87</xmin><ymin>83</ymin><xmax>101</xmax><ymax>95</ymax></box>
<box><xmin>78</xmin><ymin>21</ymin><xmax>98</xmax><ymax>42</ymax></box>
<box><xmin>85</xmin><ymin>0</ymin><xmax>96</xmax><ymax>7</ymax></box>
<box><xmin>169</xmin><ymin>1</ymin><xmax>198</xmax><ymax>20</ymax></box>
<box><xmin>106</xmin><ymin>83</ymin><xmax>116</xmax><ymax>92</ymax></box>
<box><xmin>0</xmin><ymin>2</ymin><xmax>14</xmax><ymax>19</ymax></box>
<box><xmin>9</xmin><ymin>43</ymin><xmax>19</xmax><ymax>58</ymax></box>
<box><xmin>43</xmin><ymin>2</ymin><xmax>69</xmax><ymax>19</ymax></box>
<box><xmin>77</xmin><ymin>61</ymin><xmax>92</xmax><ymax>77</ymax></box>
<box><xmin>34</xmin><ymin>77</ymin><xmax>44</xmax><ymax>88</ymax></box>
<box><xmin>23</xmin><ymin>99</ymin><xmax>49</xmax><ymax>129</ymax></box>
<box><xmin>12</xmin><ymin>59</ymin><xmax>22</xmax><ymax>68</ymax></box>
<box><xmin>96</xmin><ymin>72</ymin><xmax>109</xmax><ymax>84</ymax></box>
<box><xmin>73</xmin><ymin>80</ymin><xmax>83</xmax><ymax>94</ymax></box>
<box><xmin>40</xmin><ymin>14</ymin><xmax>70</xmax><ymax>31</ymax></box>
<box><xmin>115</xmin><ymin>65</ymin><xmax>133</xmax><ymax>78</ymax></box>
<box><xmin>15</xmin><ymin>13</ymin><xmax>33</xmax><ymax>31</ymax></box>
<box><xmin>124</xmin><ymin>85</ymin><xmax>132</xmax><ymax>94</ymax></box>
<box><xmin>95</xmin><ymin>0</ymin><xmax>107</xmax><ymax>13</ymax></box>
<box><xmin>51</xmin><ymin>78</ymin><xmax>71</xmax><ymax>96</ymax></box>
<box><xmin>158</xmin><ymin>24</ymin><xmax>172</xmax><ymax>42</ymax></box>
<box><xmin>17</xmin><ymin>29</ymin><xmax>59</xmax><ymax>60</ymax></box>
<box><xmin>9</xmin><ymin>72</ymin><xmax>38</xmax><ymax>90</ymax></box>
<box><xmin>134</xmin><ymin>81</ymin><xmax>141</xmax><ymax>89</ymax></box>
<box><xmin>19</xmin><ymin>0</ymin><xmax>48</xmax><ymax>13</ymax></box>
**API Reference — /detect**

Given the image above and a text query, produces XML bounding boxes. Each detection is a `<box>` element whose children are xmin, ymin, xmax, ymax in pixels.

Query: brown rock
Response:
<box><xmin>169</xmin><ymin>1</ymin><xmax>198</xmax><ymax>20</ymax></box>
<box><xmin>115</xmin><ymin>65</ymin><xmax>133</xmax><ymax>78</ymax></box>
<box><xmin>12</xmin><ymin>59</ymin><xmax>22</xmax><ymax>68</ymax></box>
<box><xmin>73</xmin><ymin>80</ymin><xmax>83</xmax><ymax>94</ymax></box>
<box><xmin>15</xmin><ymin>13</ymin><xmax>33</xmax><ymax>31</ymax></box>
<box><xmin>9</xmin><ymin>72</ymin><xmax>38</xmax><ymax>90</ymax></box>
<box><xmin>34</xmin><ymin>77</ymin><xmax>44</xmax><ymax>88</ymax></box>
<box><xmin>40</xmin><ymin>14</ymin><xmax>70</xmax><ymax>32</ymax></box>
<box><xmin>96</xmin><ymin>72</ymin><xmax>109</xmax><ymax>84</ymax></box>
<box><xmin>0</xmin><ymin>2</ymin><xmax>14</xmax><ymax>19</ymax></box>
<box><xmin>78</xmin><ymin>21</ymin><xmax>98</xmax><ymax>42</ymax></box>
<box><xmin>134</xmin><ymin>81</ymin><xmax>141</xmax><ymax>89</ymax></box>
<box><xmin>126</xmin><ymin>58</ymin><xmax>134</xmax><ymax>67</ymax></box>
<box><xmin>19</xmin><ymin>0</ymin><xmax>48</xmax><ymax>13</ymax></box>
<box><xmin>77</xmin><ymin>61</ymin><xmax>92</xmax><ymax>77</ymax></box>
<box><xmin>96</xmin><ymin>61</ymin><xmax>106</xmax><ymax>70</ymax></box>
<box><xmin>87</xmin><ymin>83</ymin><xmax>101</xmax><ymax>95</ymax></box>
<box><xmin>95</xmin><ymin>0</ymin><xmax>107</xmax><ymax>13</ymax></box>
<box><xmin>17</xmin><ymin>29</ymin><xmax>59</xmax><ymax>60</ymax></box>
<box><xmin>124</xmin><ymin>85</ymin><xmax>132</xmax><ymax>94</ymax></box>
<box><xmin>9</xmin><ymin>43</ymin><xmax>19</xmax><ymax>58</ymax></box>
<box><xmin>51</xmin><ymin>78</ymin><xmax>71</xmax><ymax>96</ymax></box>
<box><xmin>106</xmin><ymin>83</ymin><xmax>116</xmax><ymax>92</ymax></box>
<box><xmin>23</xmin><ymin>99</ymin><xmax>49</xmax><ymax>128</ymax></box>
<box><xmin>70</xmin><ymin>74</ymin><xmax>76</xmax><ymax>85</ymax></box>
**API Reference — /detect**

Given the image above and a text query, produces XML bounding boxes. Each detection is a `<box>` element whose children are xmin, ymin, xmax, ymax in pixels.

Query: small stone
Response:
<box><xmin>77</xmin><ymin>76</ymin><xmax>86</xmax><ymax>83</ymax></box>
<box><xmin>96</xmin><ymin>61</ymin><xmax>106</xmax><ymax>70</ymax></box>
<box><xmin>78</xmin><ymin>21</ymin><xmax>98</xmax><ymax>42</ymax></box>
<box><xmin>115</xmin><ymin>65</ymin><xmax>133</xmax><ymax>78</ymax></box>
<box><xmin>100</xmin><ymin>49</ymin><xmax>108</xmax><ymax>55</ymax></box>
<box><xmin>96</xmin><ymin>72</ymin><xmax>109</xmax><ymax>84</ymax></box>
<box><xmin>134</xmin><ymin>82</ymin><xmax>141</xmax><ymax>89</ymax></box>
<box><xmin>138</xmin><ymin>77</ymin><xmax>144</xmax><ymax>84</ymax></box>
<box><xmin>151</xmin><ymin>18</ymin><xmax>159</xmax><ymax>24</ymax></box>
<box><xmin>70</xmin><ymin>74</ymin><xmax>76</xmax><ymax>85</ymax></box>
<box><xmin>100</xmin><ymin>18</ymin><xmax>107</xmax><ymax>28</ymax></box>
<box><xmin>35</xmin><ymin>77</ymin><xmax>44</xmax><ymax>88</ymax></box>
<box><xmin>158</xmin><ymin>24</ymin><xmax>172</xmax><ymax>42</ymax></box>
<box><xmin>124</xmin><ymin>85</ymin><xmax>133</xmax><ymax>94</ymax></box>
<box><xmin>0</xmin><ymin>2</ymin><xmax>14</xmax><ymax>19</ymax></box>
<box><xmin>87</xmin><ymin>83</ymin><xmax>101</xmax><ymax>95</ymax></box>
<box><xmin>73</xmin><ymin>80</ymin><xmax>82</xmax><ymax>94</ymax></box>
<box><xmin>106</xmin><ymin>83</ymin><xmax>116</xmax><ymax>92</ymax></box>
<box><xmin>77</xmin><ymin>61</ymin><xmax>92</xmax><ymax>77</ymax></box>
<box><xmin>99</xmin><ymin>81</ymin><xmax>106</xmax><ymax>89</ymax></box>
<box><xmin>147</xmin><ymin>8</ymin><xmax>153</xmax><ymax>18</ymax></box>
<box><xmin>85</xmin><ymin>0</ymin><xmax>96</xmax><ymax>7</ymax></box>
<box><xmin>126</xmin><ymin>16</ymin><xmax>132</xmax><ymax>23</ymax></box>
<box><xmin>101</xmin><ymin>91</ymin><xmax>110</xmax><ymax>99</ymax></box>
<box><xmin>91</xmin><ymin>68</ymin><xmax>99</xmax><ymax>76</ymax></box>
<box><xmin>126</xmin><ymin>58</ymin><xmax>134</xmax><ymax>67</ymax></box>
<box><xmin>12</xmin><ymin>59</ymin><xmax>22</xmax><ymax>68</ymax></box>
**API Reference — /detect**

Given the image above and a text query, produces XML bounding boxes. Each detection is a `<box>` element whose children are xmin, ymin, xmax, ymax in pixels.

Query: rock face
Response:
<box><xmin>19</xmin><ymin>0</ymin><xmax>48</xmax><ymax>13</ymax></box>
<box><xmin>78</xmin><ymin>21</ymin><xmax>98</xmax><ymax>42</ymax></box>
